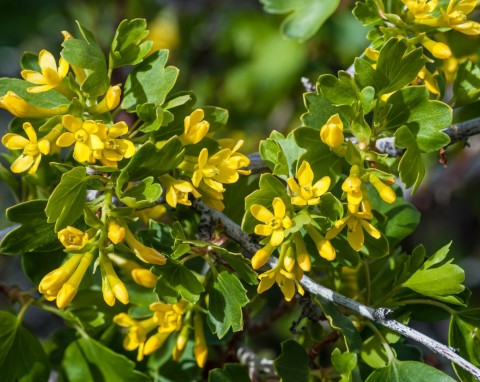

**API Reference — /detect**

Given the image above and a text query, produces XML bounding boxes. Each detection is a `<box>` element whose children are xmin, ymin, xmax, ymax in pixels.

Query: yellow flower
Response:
<box><xmin>251</xmin><ymin>243</ymin><xmax>275</xmax><ymax>270</ymax></box>
<box><xmin>159</xmin><ymin>174</ymin><xmax>201</xmax><ymax>208</ymax></box>
<box><xmin>198</xmin><ymin>182</ymin><xmax>225</xmax><ymax>211</ymax></box>
<box><xmin>287</xmin><ymin>161</ymin><xmax>330</xmax><ymax>206</ymax></box>
<box><xmin>88</xmin><ymin>85</ymin><xmax>122</xmax><ymax>114</ymax></box>
<box><xmin>415</xmin><ymin>66</ymin><xmax>440</xmax><ymax>95</ymax></box>
<box><xmin>131</xmin><ymin>268</ymin><xmax>158</xmax><ymax>288</ymax></box>
<box><xmin>250</xmin><ymin>197</ymin><xmax>292</xmax><ymax>247</ymax></box>
<box><xmin>293</xmin><ymin>232</ymin><xmax>312</xmax><ymax>271</ymax></box>
<box><xmin>342</xmin><ymin>165</ymin><xmax>363</xmax><ymax>212</ymax></box>
<box><xmin>21</xmin><ymin>49</ymin><xmax>69</xmax><ymax>94</ymax></box>
<box><xmin>113</xmin><ymin>314</ymin><xmax>158</xmax><ymax>361</ymax></box>
<box><xmin>100</xmin><ymin>256</ymin><xmax>129</xmax><ymax>306</ymax></box>
<box><xmin>0</xmin><ymin>91</ymin><xmax>68</xmax><ymax>118</ymax></box>
<box><xmin>421</xmin><ymin>36</ymin><xmax>452</xmax><ymax>59</ymax></box>
<box><xmin>441</xmin><ymin>54</ymin><xmax>477</xmax><ymax>82</ymax></box>
<box><xmin>57</xmin><ymin>226</ymin><xmax>89</xmax><ymax>251</ymax></box>
<box><xmin>320</xmin><ymin>114</ymin><xmax>344</xmax><ymax>148</ymax></box>
<box><xmin>180</xmin><ymin>109</ymin><xmax>210</xmax><ymax>145</ymax></box>
<box><xmin>39</xmin><ymin>252</ymin><xmax>93</xmax><ymax>308</ymax></box>
<box><xmin>173</xmin><ymin>325</ymin><xmax>190</xmax><ymax>361</ymax></box>
<box><xmin>257</xmin><ymin>256</ymin><xmax>304</xmax><ymax>302</ymax></box>
<box><xmin>193</xmin><ymin>313</ymin><xmax>208</xmax><ymax>368</ymax></box>
<box><xmin>2</xmin><ymin>122</ymin><xmax>50</xmax><ymax>174</ymax></box>
<box><xmin>124</xmin><ymin>226</ymin><xmax>167</xmax><ymax>265</ymax></box>
<box><xmin>325</xmin><ymin>202</ymin><xmax>381</xmax><ymax>252</ymax></box>
<box><xmin>93</xmin><ymin>121</ymin><xmax>135</xmax><ymax>167</ymax></box>
<box><xmin>57</xmin><ymin>115</ymin><xmax>104</xmax><ymax>163</ymax></box>
<box><xmin>150</xmin><ymin>300</ymin><xmax>188</xmax><ymax>333</ymax></box>
<box><xmin>144</xmin><ymin>331</ymin><xmax>170</xmax><ymax>356</ymax></box>
<box><xmin>191</xmin><ymin>145</ymin><xmax>249</xmax><ymax>193</ymax></box>
<box><xmin>369</xmin><ymin>174</ymin><xmax>396</xmax><ymax>204</ymax></box>
<box><xmin>108</xmin><ymin>219</ymin><xmax>125</xmax><ymax>244</ymax></box>
<box><xmin>442</xmin><ymin>0</ymin><xmax>480</xmax><ymax>35</ymax></box>
<box><xmin>306</xmin><ymin>225</ymin><xmax>336</xmax><ymax>261</ymax></box>
<box><xmin>133</xmin><ymin>204</ymin><xmax>167</xmax><ymax>224</ymax></box>
<box><xmin>402</xmin><ymin>0</ymin><xmax>438</xmax><ymax>19</ymax></box>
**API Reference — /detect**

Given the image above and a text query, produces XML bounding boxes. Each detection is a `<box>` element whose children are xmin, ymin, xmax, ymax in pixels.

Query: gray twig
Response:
<box><xmin>195</xmin><ymin>201</ymin><xmax>480</xmax><ymax>381</ymax></box>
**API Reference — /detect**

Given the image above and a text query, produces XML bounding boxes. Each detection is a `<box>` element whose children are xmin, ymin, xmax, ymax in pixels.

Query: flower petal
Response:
<box><xmin>313</xmin><ymin>176</ymin><xmax>331</xmax><ymax>197</ymax></box>
<box><xmin>11</xmin><ymin>154</ymin><xmax>34</xmax><ymax>173</ymax></box>
<box><xmin>347</xmin><ymin>223</ymin><xmax>364</xmax><ymax>251</ymax></box>
<box><xmin>39</xmin><ymin>50</ymin><xmax>57</xmax><ymax>72</ymax></box>
<box><xmin>297</xmin><ymin>161</ymin><xmax>313</xmax><ymax>187</ymax></box>
<box><xmin>2</xmin><ymin>133</ymin><xmax>29</xmax><ymax>150</ymax></box>
<box><xmin>254</xmin><ymin>224</ymin><xmax>273</xmax><ymax>237</ymax></box>
<box><xmin>361</xmin><ymin>220</ymin><xmax>381</xmax><ymax>239</ymax></box>
<box><xmin>272</xmin><ymin>197</ymin><xmax>286</xmax><ymax>219</ymax></box>
<box><xmin>74</xmin><ymin>142</ymin><xmax>92</xmax><ymax>163</ymax></box>
<box><xmin>250</xmin><ymin>204</ymin><xmax>274</xmax><ymax>223</ymax></box>
<box><xmin>56</xmin><ymin>132</ymin><xmax>76</xmax><ymax>147</ymax></box>
<box><xmin>21</xmin><ymin>70</ymin><xmax>45</xmax><ymax>85</ymax></box>
<box><xmin>62</xmin><ymin>115</ymin><xmax>82</xmax><ymax>132</ymax></box>
<box><xmin>28</xmin><ymin>154</ymin><xmax>42</xmax><ymax>174</ymax></box>
<box><xmin>270</xmin><ymin>229</ymin><xmax>284</xmax><ymax>247</ymax></box>
<box><xmin>23</xmin><ymin>122</ymin><xmax>37</xmax><ymax>142</ymax></box>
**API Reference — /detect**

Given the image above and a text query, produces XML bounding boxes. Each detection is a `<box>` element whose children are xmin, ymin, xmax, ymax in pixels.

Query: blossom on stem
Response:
<box><xmin>57</xmin><ymin>226</ymin><xmax>89</xmax><ymax>251</ymax></box>
<box><xmin>306</xmin><ymin>225</ymin><xmax>336</xmax><ymax>261</ymax></box>
<box><xmin>250</xmin><ymin>197</ymin><xmax>292</xmax><ymax>247</ymax></box>
<box><xmin>287</xmin><ymin>161</ymin><xmax>330</xmax><ymax>206</ymax></box>
<box><xmin>21</xmin><ymin>50</ymin><xmax>69</xmax><ymax>94</ymax></box>
<box><xmin>93</xmin><ymin>121</ymin><xmax>135</xmax><ymax>167</ymax></box>
<box><xmin>113</xmin><ymin>314</ymin><xmax>158</xmax><ymax>361</ymax></box>
<box><xmin>0</xmin><ymin>91</ymin><xmax>68</xmax><ymax>118</ymax></box>
<box><xmin>180</xmin><ymin>109</ymin><xmax>210</xmax><ymax>145</ymax></box>
<box><xmin>342</xmin><ymin>165</ymin><xmax>363</xmax><ymax>212</ymax></box>
<box><xmin>159</xmin><ymin>174</ymin><xmax>201</xmax><ymax>208</ymax></box>
<box><xmin>88</xmin><ymin>85</ymin><xmax>122</xmax><ymax>114</ymax></box>
<box><xmin>320</xmin><ymin>114</ymin><xmax>344</xmax><ymax>148</ymax></box>
<box><xmin>2</xmin><ymin>122</ymin><xmax>50</xmax><ymax>174</ymax></box>
<box><xmin>193</xmin><ymin>313</ymin><xmax>208</xmax><ymax>368</ymax></box>
<box><xmin>108</xmin><ymin>219</ymin><xmax>126</xmax><ymax>244</ymax></box>
<box><xmin>124</xmin><ymin>226</ymin><xmax>167</xmax><ymax>265</ymax></box>
<box><xmin>369</xmin><ymin>174</ymin><xmax>396</xmax><ymax>204</ymax></box>
<box><xmin>100</xmin><ymin>256</ymin><xmax>129</xmax><ymax>306</ymax></box>
<box><xmin>421</xmin><ymin>36</ymin><xmax>452</xmax><ymax>59</ymax></box>
<box><xmin>402</xmin><ymin>0</ymin><xmax>438</xmax><ymax>19</ymax></box>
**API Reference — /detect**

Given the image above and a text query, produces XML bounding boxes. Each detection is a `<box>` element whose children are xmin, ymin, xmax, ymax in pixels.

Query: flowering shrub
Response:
<box><xmin>1</xmin><ymin>2</ymin><xmax>480</xmax><ymax>381</ymax></box>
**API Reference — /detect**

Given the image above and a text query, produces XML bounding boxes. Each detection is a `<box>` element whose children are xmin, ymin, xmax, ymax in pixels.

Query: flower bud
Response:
<box><xmin>56</xmin><ymin>252</ymin><xmax>93</xmax><ymax>308</ymax></box>
<box><xmin>89</xmin><ymin>86</ymin><xmax>122</xmax><ymax>114</ymax></box>
<box><xmin>58</xmin><ymin>226</ymin><xmax>89</xmax><ymax>251</ymax></box>
<box><xmin>180</xmin><ymin>109</ymin><xmax>210</xmax><ymax>145</ymax></box>
<box><xmin>194</xmin><ymin>313</ymin><xmax>208</xmax><ymax>368</ymax></box>
<box><xmin>422</xmin><ymin>37</ymin><xmax>452</xmax><ymax>60</ymax></box>
<box><xmin>131</xmin><ymin>268</ymin><xmax>158</xmax><ymax>288</ymax></box>
<box><xmin>108</xmin><ymin>220</ymin><xmax>125</xmax><ymax>244</ymax></box>
<box><xmin>251</xmin><ymin>243</ymin><xmax>274</xmax><ymax>269</ymax></box>
<box><xmin>293</xmin><ymin>233</ymin><xmax>311</xmax><ymax>272</ymax></box>
<box><xmin>0</xmin><ymin>91</ymin><xmax>68</xmax><ymax>118</ymax></box>
<box><xmin>320</xmin><ymin>114</ymin><xmax>344</xmax><ymax>148</ymax></box>
<box><xmin>369</xmin><ymin>174</ymin><xmax>396</xmax><ymax>204</ymax></box>
<box><xmin>124</xmin><ymin>227</ymin><xmax>166</xmax><ymax>265</ymax></box>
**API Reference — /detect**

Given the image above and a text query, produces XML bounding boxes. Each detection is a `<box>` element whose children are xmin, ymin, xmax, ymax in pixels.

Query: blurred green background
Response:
<box><xmin>0</xmin><ymin>0</ymin><xmax>480</xmax><ymax>376</ymax></box>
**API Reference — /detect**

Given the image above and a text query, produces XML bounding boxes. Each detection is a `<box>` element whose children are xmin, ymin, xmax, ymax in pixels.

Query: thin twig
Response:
<box><xmin>194</xmin><ymin>201</ymin><xmax>480</xmax><ymax>381</ymax></box>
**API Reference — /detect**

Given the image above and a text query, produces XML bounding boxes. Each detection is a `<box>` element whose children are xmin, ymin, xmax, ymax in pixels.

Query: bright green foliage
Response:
<box><xmin>365</xmin><ymin>360</ymin><xmax>457</xmax><ymax>382</ymax></box>
<box><xmin>208</xmin><ymin>363</ymin><xmax>250</xmax><ymax>382</ymax></box>
<box><xmin>331</xmin><ymin>348</ymin><xmax>357</xmax><ymax>382</ymax></box>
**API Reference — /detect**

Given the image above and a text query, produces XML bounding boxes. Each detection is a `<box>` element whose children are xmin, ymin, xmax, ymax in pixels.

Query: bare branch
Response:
<box><xmin>195</xmin><ymin>201</ymin><xmax>480</xmax><ymax>381</ymax></box>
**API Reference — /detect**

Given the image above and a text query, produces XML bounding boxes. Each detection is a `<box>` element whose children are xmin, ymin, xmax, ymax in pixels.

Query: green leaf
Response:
<box><xmin>331</xmin><ymin>348</ymin><xmax>357</xmax><ymax>382</ymax></box>
<box><xmin>21</xmin><ymin>249</ymin><xmax>65</xmax><ymax>285</ymax></box>
<box><xmin>0</xmin><ymin>200</ymin><xmax>61</xmax><ymax>254</ymax></box>
<box><xmin>294</xmin><ymin>127</ymin><xmax>344</xmax><ymax>185</ymax></box>
<box><xmin>317</xmin><ymin>193</ymin><xmax>343</xmax><ymax>222</ymax></box>
<box><xmin>403</xmin><ymin>242</ymin><xmax>465</xmax><ymax>305</ymax></box>
<box><xmin>242</xmin><ymin>173</ymin><xmax>289</xmax><ymax>233</ymax></box>
<box><xmin>121</xmin><ymin>50</ymin><xmax>179</xmax><ymax>111</ymax></box>
<box><xmin>207</xmin><ymin>272</ymin><xmax>249</xmax><ymax>338</ymax></box>
<box><xmin>301</xmin><ymin>91</ymin><xmax>341</xmax><ymax>130</ymax></box>
<box><xmin>353</xmin><ymin>0</ymin><xmax>382</xmax><ymax>25</ymax></box>
<box><xmin>61</xmin><ymin>36</ymin><xmax>109</xmax><ymax>97</ymax></box>
<box><xmin>62</xmin><ymin>338</ymin><xmax>149</xmax><ymax>382</ymax></box>
<box><xmin>273</xmin><ymin>340</ymin><xmax>309</xmax><ymax>382</ymax></box>
<box><xmin>137</xmin><ymin>103</ymin><xmax>165</xmax><ymax>133</ymax></box>
<box><xmin>110</xmin><ymin>18</ymin><xmax>153</xmax><ymax>69</ymax></box>
<box><xmin>0</xmin><ymin>311</ymin><xmax>50</xmax><ymax>382</ymax></box>
<box><xmin>361</xmin><ymin>231</ymin><xmax>390</xmax><ymax>259</ymax></box>
<box><xmin>360</xmin><ymin>86</ymin><xmax>375</xmax><ymax>114</ymax></box>
<box><xmin>354</xmin><ymin>39</ymin><xmax>427</xmax><ymax>95</ymax></box>
<box><xmin>154</xmin><ymin>260</ymin><xmax>205</xmax><ymax>304</ymax></box>
<box><xmin>118</xmin><ymin>176</ymin><xmax>162</xmax><ymax>208</ymax></box>
<box><xmin>212</xmin><ymin>247</ymin><xmax>258</xmax><ymax>285</ymax></box>
<box><xmin>453</xmin><ymin>60</ymin><xmax>480</xmax><ymax>107</ymax></box>
<box><xmin>318</xmin><ymin>71</ymin><xmax>360</xmax><ymax>106</ymax></box>
<box><xmin>316</xmin><ymin>296</ymin><xmax>362</xmax><ymax>352</ymax></box>
<box><xmin>203</xmin><ymin>106</ymin><xmax>229</xmax><ymax>133</ymax></box>
<box><xmin>259</xmin><ymin>130</ymin><xmax>305</xmax><ymax>178</ymax></box>
<box><xmin>365</xmin><ymin>360</ymin><xmax>456</xmax><ymax>382</ymax></box>
<box><xmin>368</xmin><ymin>185</ymin><xmax>420</xmax><ymax>247</ymax></box>
<box><xmin>45</xmin><ymin>166</ymin><xmax>87</xmax><ymax>232</ymax></box>
<box><xmin>208</xmin><ymin>363</ymin><xmax>250</xmax><ymax>382</ymax></box>
<box><xmin>394</xmin><ymin>125</ymin><xmax>425</xmax><ymax>193</ymax></box>
<box><xmin>0</xmin><ymin>78</ymin><xmax>69</xmax><ymax>108</ymax></box>
<box><xmin>449</xmin><ymin>314</ymin><xmax>480</xmax><ymax>382</ymax></box>
<box><xmin>385</xmin><ymin>86</ymin><xmax>451</xmax><ymax>152</ymax></box>
<box><xmin>116</xmin><ymin>138</ymin><xmax>184</xmax><ymax>194</ymax></box>
<box><xmin>361</xmin><ymin>335</ymin><xmax>389</xmax><ymax>369</ymax></box>
<box><xmin>260</xmin><ymin>0</ymin><xmax>341</xmax><ymax>42</ymax></box>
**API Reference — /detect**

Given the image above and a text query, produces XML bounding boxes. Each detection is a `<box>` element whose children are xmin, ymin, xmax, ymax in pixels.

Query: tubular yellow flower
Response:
<box><xmin>144</xmin><ymin>332</ymin><xmax>170</xmax><ymax>356</ymax></box>
<box><xmin>88</xmin><ymin>85</ymin><xmax>122</xmax><ymax>114</ymax></box>
<box><xmin>93</xmin><ymin>121</ymin><xmax>135</xmax><ymax>167</ymax></box>
<box><xmin>415</xmin><ymin>66</ymin><xmax>440</xmax><ymax>95</ymax></box>
<box><xmin>197</xmin><ymin>182</ymin><xmax>225</xmax><ymax>211</ymax></box>
<box><xmin>56</xmin><ymin>252</ymin><xmax>94</xmax><ymax>308</ymax></box>
<box><xmin>257</xmin><ymin>257</ymin><xmax>304</xmax><ymax>302</ymax></box>
<box><xmin>113</xmin><ymin>314</ymin><xmax>158</xmax><ymax>361</ymax></box>
<box><xmin>251</xmin><ymin>243</ymin><xmax>275</xmax><ymax>270</ymax></box>
<box><xmin>442</xmin><ymin>0</ymin><xmax>480</xmax><ymax>35</ymax></box>
<box><xmin>133</xmin><ymin>204</ymin><xmax>167</xmax><ymax>224</ymax></box>
<box><xmin>402</xmin><ymin>0</ymin><xmax>438</xmax><ymax>19</ymax></box>
<box><xmin>342</xmin><ymin>165</ymin><xmax>363</xmax><ymax>211</ymax></box>
<box><xmin>39</xmin><ymin>253</ymin><xmax>83</xmax><ymax>296</ymax></box>
<box><xmin>422</xmin><ymin>37</ymin><xmax>452</xmax><ymax>59</ymax></box>
<box><xmin>150</xmin><ymin>301</ymin><xmax>188</xmax><ymax>333</ymax></box>
<box><xmin>124</xmin><ymin>226</ymin><xmax>167</xmax><ymax>265</ymax></box>
<box><xmin>21</xmin><ymin>49</ymin><xmax>70</xmax><ymax>94</ymax></box>
<box><xmin>100</xmin><ymin>256</ymin><xmax>129</xmax><ymax>306</ymax></box>
<box><xmin>173</xmin><ymin>325</ymin><xmax>190</xmax><ymax>361</ymax></box>
<box><xmin>0</xmin><ymin>91</ymin><xmax>68</xmax><ymax>118</ymax></box>
<box><xmin>325</xmin><ymin>202</ymin><xmax>381</xmax><ymax>252</ymax></box>
<box><xmin>293</xmin><ymin>232</ymin><xmax>311</xmax><ymax>272</ymax></box>
<box><xmin>320</xmin><ymin>114</ymin><xmax>344</xmax><ymax>148</ymax></box>
<box><xmin>180</xmin><ymin>109</ymin><xmax>210</xmax><ymax>145</ymax></box>
<box><xmin>62</xmin><ymin>31</ymin><xmax>87</xmax><ymax>84</ymax></box>
<box><xmin>306</xmin><ymin>225</ymin><xmax>336</xmax><ymax>261</ymax></box>
<box><xmin>131</xmin><ymin>268</ymin><xmax>158</xmax><ymax>288</ymax></box>
<box><xmin>108</xmin><ymin>219</ymin><xmax>125</xmax><ymax>244</ymax></box>
<box><xmin>57</xmin><ymin>226</ymin><xmax>88</xmax><ymax>251</ymax></box>
<box><xmin>159</xmin><ymin>174</ymin><xmax>201</xmax><ymax>208</ymax></box>
<box><xmin>194</xmin><ymin>313</ymin><xmax>208</xmax><ymax>368</ymax></box>
<box><xmin>287</xmin><ymin>161</ymin><xmax>330</xmax><ymax>206</ymax></box>
<box><xmin>57</xmin><ymin>115</ymin><xmax>104</xmax><ymax>163</ymax></box>
<box><xmin>250</xmin><ymin>197</ymin><xmax>292</xmax><ymax>247</ymax></box>
<box><xmin>369</xmin><ymin>174</ymin><xmax>396</xmax><ymax>204</ymax></box>
<box><xmin>2</xmin><ymin>122</ymin><xmax>50</xmax><ymax>174</ymax></box>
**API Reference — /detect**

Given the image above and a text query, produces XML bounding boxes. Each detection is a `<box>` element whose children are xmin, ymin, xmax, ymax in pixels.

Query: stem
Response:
<box><xmin>398</xmin><ymin>299</ymin><xmax>457</xmax><ymax>315</ymax></box>
<box><xmin>194</xmin><ymin>201</ymin><xmax>480</xmax><ymax>381</ymax></box>
<box><xmin>366</xmin><ymin>321</ymin><xmax>396</xmax><ymax>363</ymax></box>
<box><xmin>363</xmin><ymin>260</ymin><xmax>371</xmax><ymax>306</ymax></box>
<box><xmin>17</xmin><ymin>298</ymin><xmax>34</xmax><ymax>323</ymax></box>
<box><xmin>180</xmin><ymin>252</ymin><xmax>204</xmax><ymax>264</ymax></box>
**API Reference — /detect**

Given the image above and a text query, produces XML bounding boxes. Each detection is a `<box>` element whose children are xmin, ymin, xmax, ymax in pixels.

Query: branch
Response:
<box><xmin>195</xmin><ymin>201</ymin><xmax>480</xmax><ymax>381</ymax></box>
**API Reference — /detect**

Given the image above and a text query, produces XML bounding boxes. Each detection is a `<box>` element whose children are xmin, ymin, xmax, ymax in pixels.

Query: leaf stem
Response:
<box><xmin>366</xmin><ymin>321</ymin><xmax>396</xmax><ymax>363</ymax></box>
<box><xmin>397</xmin><ymin>299</ymin><xmax>457</xmax><ymax>315</ymax></box>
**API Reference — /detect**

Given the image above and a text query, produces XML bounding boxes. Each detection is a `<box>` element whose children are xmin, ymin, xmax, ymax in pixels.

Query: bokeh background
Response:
<box><xmin>0</xmin><ymin>0</ymin><xmax>479</xmax><ymax>378</ymax></box>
